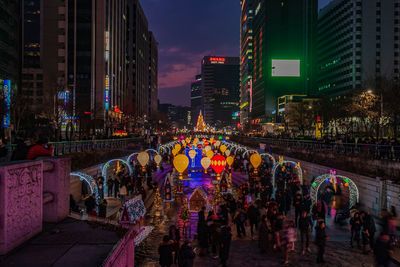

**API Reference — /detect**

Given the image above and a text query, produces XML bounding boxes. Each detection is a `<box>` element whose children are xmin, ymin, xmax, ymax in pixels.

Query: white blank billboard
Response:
<box><xmin>271</xmin><ymin>59</ymin><xmax>300</xmax><ymax>77</ymax></box>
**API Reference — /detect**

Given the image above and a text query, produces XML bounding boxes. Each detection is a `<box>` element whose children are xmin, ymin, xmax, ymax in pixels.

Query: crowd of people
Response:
<box><xmin>156</xmin><ymin>151</ymin><xmax>398</xmax><ymax>266</ymax></box>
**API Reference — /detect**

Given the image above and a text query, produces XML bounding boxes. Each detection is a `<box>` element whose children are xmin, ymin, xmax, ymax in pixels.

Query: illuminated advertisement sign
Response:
<box><xmin>271</xmin><ymin>59</ymin><xmax>300</xmax><ymax>77</ymax></box>
<box><xmin>105</xmin><ymin>75</ymin><xmax>110</xmax><ymax>111</ymax></box>
<box><xmin>209</xmin><ymin>57</ymin><xmax>226</xmax><ymax>64</ymax></box>
<box><xmin>105</xmin><ymin>31</ymin><xmax>110</xmax><ymax>62</ymax></box>
<box><xmin>1</xmin><ymin>80</ymin><xmax>11</xmax><ymax>127</ymax></box>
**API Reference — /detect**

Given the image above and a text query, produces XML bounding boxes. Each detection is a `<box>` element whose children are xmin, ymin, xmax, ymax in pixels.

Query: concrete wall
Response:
<box><xmin>103</xmin><ymin>228</ymin><xmax>135</xmax><ymax>267</ymax></box>
<box><xmin>276</xmin><ymin>154</ymin><xmax>400</xmax><ymax>217</ymax></box>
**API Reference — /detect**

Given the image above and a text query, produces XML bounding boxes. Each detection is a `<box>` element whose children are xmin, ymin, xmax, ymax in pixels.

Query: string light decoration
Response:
<box><xmin>271</xmin><ymin>160</ymin><xmax>303</xmax><ymax>187</ymax></box>
<box><xmin>180</xmin><ymin>198</ymin><xmax>190</xmax><ymax>223</ymax></box>
<box><xmin>213</xmin><ymin>184</ymin><xmax>223</xmax><ymax>206</ymax></box>
<box><xmin>310</xmin><ymin>174</ymin><xmax>359</xmax><ymax>210</ymax></box>
<box><xmin>153</xmin><ymin>188</ymin><xmax>162</xmax><ymax>210</ymax></box>
<box><xmin>70</xmin><ymin>172</ymin><xmax>100</xmax><ymax>203</ymax></box>
<box><xmin>101</xmin><ymin>158</ymin><xmax>133</xmax><ymax>187</ymax></box>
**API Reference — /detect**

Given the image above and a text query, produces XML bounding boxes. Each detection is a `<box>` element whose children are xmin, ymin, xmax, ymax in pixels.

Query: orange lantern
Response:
<box><xmin>173</xmin><ymin>154</ymin><xmax>189</xmax><ymax>179</ymax></box>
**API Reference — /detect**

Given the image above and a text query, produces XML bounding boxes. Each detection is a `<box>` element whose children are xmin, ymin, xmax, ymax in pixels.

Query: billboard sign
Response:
<box><xmin>271</xmin><ymin>59</ymin><xmax>300</xmax><ymax>77</ymax></box>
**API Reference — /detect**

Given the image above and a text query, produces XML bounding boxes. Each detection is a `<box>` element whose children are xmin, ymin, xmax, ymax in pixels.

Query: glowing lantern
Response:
<box><xmin>172</xmin><ymin>148</ymin><xmax>178</xmax><ymax>156</ymax></box>
<box><xmin>173</xmin><ymin>154</ymin><xmax>189</xmax><ymax>179</ymax></box>
<box><xmin>220</xmin><ymin>145</ymin><xmax>227</xmax><ymax>154</ymax></box>
<box><xmin>205</xmin><ymin>146</ymin><xmax>211</xmax><ymax>152</ymax></box>
<box><xmin>154</xmin><ymin>154</ymin><xmax>162</xmax><ymax>168</ymax></box>
<box><xmin>194</xmin><ymin>138</ymin><xmax>199</xmax><ymax>144</ymax></box>
<box><xmin>226</xmin><ymin>156</ymin><xmax>234</xmax><ymax>169</ymax></box>
<box><xmin>173</xmin><ymin>137</ymin><xmax>178</xmax><ymax>140</ymax></box>
<box><xmin>226</xmin><ymin>136</ymin><xmax>230</xmax><ymax>140</ymax></box>
<box><xmin>225</xmin><ymin>150</ymin><xmax>231</xmax><ymax>157</ymax></box>
<box><xmin>201</xmin><ymin>157</ymin><xmax>211</xmax><ymax>173</ymax></box>
<box><xmin>215</xmin><ymin>141</ymin><xmax>221</xmax><ymax>147</ymax></box>
<box><xmin>206</xmin><ymin>150</ymin><xmax>214</xmax><ymax>159</ymax></box>
<box><xmin>185</xmin><ymin>137</ymin><xmax>190</xmax><ymax>143</ymax></box>
<box><xmin>189</xmin><ymin>150</ymin><xmax>196</xmax><ymax>160</ymax></box>
<box><xmin>211</xmin><ymin>155</ymin><xmax>226</xmax><ymax>180</ymax></box>
<box><xmin>138</xmin><ymin>152</ymin><xmax>149</xmax><ymax>172</ymax></box>
<box><xmin>250</xmin><ymin>153</ymin><xmax>262</xmax><ymax>174</ymax></box>
<box><xmin>175</xmin><ymin>143</ymin><xmax>182</xmax><ymax>152</ymax></box>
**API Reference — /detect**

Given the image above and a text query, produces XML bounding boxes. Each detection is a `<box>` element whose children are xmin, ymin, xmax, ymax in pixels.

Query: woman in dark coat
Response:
<box><xmin>258</xmin><ymin>215</ymin><xmax>270</xmax><ymax>253</ymax></box>
<box><xmin>158</xmin><ymin>235</ymin><xmax>173</xmax><ymax>267</ymax></box>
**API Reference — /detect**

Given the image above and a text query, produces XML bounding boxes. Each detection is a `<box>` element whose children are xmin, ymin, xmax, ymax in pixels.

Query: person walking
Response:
<box><xmin>362</xmin><ymin>211</ymin><xmax>376</xmax><ymax>250</ymax></box>
<box><xmin>374</xmin><ymin>233</ymin><xmax>393</xmax><ymax>267</ymax></box>
<box><xmin>113</xmin><ymin>178</ymin><xmax>120</xmax><ymax>198</ymax></box>
<box><xmin>293</xmin><ymin>191</ymin><xmax>303</xmax><ymax>227</ymax></box>
<box><xmin>258</xmin><ymin>215</ymin><xmax>270</xmax><ymax>253</ymax></box>
<box><xmin>158</xmin><ymin>235</ymin><xmax>173</xmax><ymax>267</ymax></box>
<box><xmin>350</xmin><ymin>212</ymin><xmax>362</xmax><ymax>248</ymax></box>
<box><xmin>119</xmin><ymin>184</ymin><xmax>127</xmax><ymax>206</ymax></box>
<box><xmin>298</xmin><ymin>210</ymin><xmax>312</xmax><ymax>255</ymax></box>
<box><xmin>247</xmin><ymin>202</ymin><xmax>260</xmax><ymax>239</ymax></box>
<box><xmin>169</xmin><ymin>225</ymin><xmax>181</xmax><ymax>264</ymax></box>
<box><xmin>233</xmin><ymin>208</ymin><xmax>246</xmax><ymax>238</ymax></box>
<box><xmin>315</xmin><ymin>221</ymin><xmax>328</xmax><ymax>264</ymax></box>
<box><xmin>177</xmin><ymin>240</ymin><xmax>196</xmax><ymax>267</ymax></box>
<box><xmin>219</xmin><ymin>225</ymin><xmax>232</xmax><ymax>267</ymax></box>
<box><xmin>107</xmin><ymin>178</ymin><xmax>114</xmax><ymax>197</ymax></box>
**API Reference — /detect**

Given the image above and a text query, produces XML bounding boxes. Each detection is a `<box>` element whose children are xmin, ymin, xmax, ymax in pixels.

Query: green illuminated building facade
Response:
<box><xmin>251</xmin><ymin>0</ymin><xmax>317</xmax><ymax>123</ymax></box>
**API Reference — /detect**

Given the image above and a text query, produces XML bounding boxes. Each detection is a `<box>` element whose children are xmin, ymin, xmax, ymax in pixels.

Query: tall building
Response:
<box><xmin>252</xmin><ymin>0</ymin><xmax>317</xmax><ymax>124</ymax></box>
<box><xmin>127</xmin><ymin>0</ymin><xmax>150</xmax><ymax>119</ymax></box>
<box><xmin>201</xmin><ymin>56</ymin><xmax>240</xmax><ymax>127</ymax></box>
<box><xmin>0</xmin><ymin>1</ymin><xmax>20</xmax><ymax>134</ymax></box>
<box><xmin>317</xmin><ymin>0</ymin><xmax>400</xmax><ymax>96</ymax></box>
<box><xmin>190</xmin><ymin>74</ymin><xmax>202</xmax><ymax>123</ymax></box>
<box><xmin>148</xmin><ymin>31</ymin><xmax>158</xmax><ymax>117</ymax></box>
<box><xmin>240</xmin><ymin>0</ymin><xmax>254</xmax><ymax>128</ymax></box>
<box><xmin>21</xmin><ymin>0</ymin><xmax>42</xmax><ymax>111</ymax></box>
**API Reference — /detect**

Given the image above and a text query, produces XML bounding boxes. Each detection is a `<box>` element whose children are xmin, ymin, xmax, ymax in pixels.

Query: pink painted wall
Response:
<box><xmin>42</xmin><ymin>157</ymin><xmax>71</xmax><ymax>222</ymax></box>
<box><xmin>0</xmin><ymin>161</ymin><xmax>43</xmax><ymax>255</ymax></box>
<box><xmin>103</xmin><ymin>228</ymin><xmax>136</xmax><ymax>267</ymax></box>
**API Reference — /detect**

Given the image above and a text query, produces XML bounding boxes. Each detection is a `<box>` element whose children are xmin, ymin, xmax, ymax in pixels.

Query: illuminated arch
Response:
<box><xmin>310</xmin><ymin>174</ymin><xmax>359</xmax><ymax>209</ymax></box>
<box><xmin>145</xmin><ymin>148</ymin><xmax>159</xmax><ymax>155</ymax></box>
<box><xmin>260</xmin><ymin>153</ymin><xmax>276</xmax><ymax>166</ymax></box>
<box><xmin>101</xmin><ymin>158</ymin><xmax>133</xmax><ymax>182</ymax></box>
<box><xmin>242</xmin><ymin>149</ymin><xmax>259</xmax><ymax>158</ymax></box>
<box><xmin>272</xmin><ymin>161</ymin><xmax>303</xmax><ymax>188</ymax></box>
<box><xmin>70</xmin><ymin>172</ymin><xmax>100</xmax><ymax>203</ymax></box>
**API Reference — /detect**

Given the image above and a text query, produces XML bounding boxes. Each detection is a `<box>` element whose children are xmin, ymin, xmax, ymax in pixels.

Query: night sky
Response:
<box><xmin>141</xmin><ymin>0</ymin><xmax>332</xmax><ymax>107</ymax></box>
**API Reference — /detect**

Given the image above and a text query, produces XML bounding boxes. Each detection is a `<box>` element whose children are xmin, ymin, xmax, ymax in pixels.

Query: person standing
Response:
<box><xmin>107</xmin><ymin>178</ymin><xmax>114</xmax><ymax>197</ymax></box>
<box><xmin>114</xmin><ymin>178</ymin><xmax>120</xmax><ymax>198</ymax></box>
<box><xmin>119</xmin><ymin>184</ymin><xmax>127</xmax><ymax>206</ymax></box>
<box><xmin>234</xmin><ymin>208</ymin><xmax>246</xmax><ymax>238</ymax></box>
<box><xmin>374</xmin><ymin>233</ymin><xmax>393</xmax><ymax>267</ymax></box>
<box><xmin>298</xmin><ymin>210</ymin><xmax>312</xmax><ymax>255</ymax></box>
<box><xmin>350</xmin><ymin>212</ymin><xmax>362</xmax><ymax>248</ymax></box>
<box><xmin>362</xmin><ymin>211</ymin><xmax>376</xmax><ymax>250</ymax></box>
<box><xmin>247</xmin><ymin>202</ymin><xmax>260</xmax><ymax>239</ymax></box>
<box><xmin>293</xmin><ymin>191</ymin><xmax>303</xmax><ymax>227</ymax></box>
<box><xmin>158</xmin><ymin>235</ymin><xmax>173</xmax><ymax>267</ymax></box>
<box><xmin>177</xmin><ymin>240</ymin><xmax>196</xmax><ymax>267</ymax></box>
<box><xmin>219</xmin><ymin>225</ymin><xmax>232</xmax><ymax>267</ymax></box>
<box><xmin>315</xmin><ymin>221</ymin><xmax>328</xmax><ymax>264</ymax></box>
<box><xmin>258</xmin><ymin>215</ymin><xmax>270</xmax><ymax>253</ymax></box>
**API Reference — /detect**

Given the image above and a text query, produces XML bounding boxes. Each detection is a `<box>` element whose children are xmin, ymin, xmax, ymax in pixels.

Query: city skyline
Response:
<box><xmin>142</xmin><ymin>0</ymin><xmax>332</xmax><ymax>106</ymax></box>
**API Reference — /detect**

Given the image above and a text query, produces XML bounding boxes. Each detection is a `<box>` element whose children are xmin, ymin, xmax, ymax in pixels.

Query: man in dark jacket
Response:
<box><xmin>298</xmin><ymin>210</ymin><xmax>312</xmax><ymax>255</ymax></box>
<box><xmin>247</xmin><ymin>203</ymin><xmax>260</xmax><ymax>239</ymax></box>
<box><xmin>158</xmin><ymin>235</ymin><xmax>173</xmax><ymax>267</ymax></box>
<box><xmin>362</xmin><ymin>211</ymin><xmax>376</xmax><ymax>249</ymax></box>
<box><xmin>219</xmin><ymin>225</ymin><xmax>232</xmax><ymax>267</ymax></box>
<box><xmin>374</xmin><ymin>233</ymin><xmax>393</xmax><ymax>267</ymax></box>
<box><xmin>178</xmin><ymin>240</ymin><xmax>196</xmax><ymax>267</ymax></box>
<box><xmin>293</xmin><ymin>191</ymin><xmax>303</xmax><ymax>227</ymax></box>
<box><xmin>315</xmin><ymin>221</ymin><xmax>328</xmax><ymax>264</ymax></box>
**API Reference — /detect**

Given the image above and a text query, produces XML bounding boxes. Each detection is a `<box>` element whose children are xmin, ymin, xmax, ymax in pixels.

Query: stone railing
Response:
<box><xmin>0</xmin><ymin>157</ymin><xmax>71</xmax><ymax>255</ymax></box>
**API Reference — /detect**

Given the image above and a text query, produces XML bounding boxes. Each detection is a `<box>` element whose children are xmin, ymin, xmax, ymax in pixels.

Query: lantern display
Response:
<box><xmin>201</xmin><ymin>157</ymin><xmax>211</xmax><ymax>173</ymax></box>
<box><xmin>188</xmin><ymin>150</ymin><xmax>197</xmax><ymax>168</ymax></box>
<box><xmin>226</xmin><ymin>156</ymin><xmax>234</xmax><ymax>169</ymax></box>
<box><xmin>174</xmin><ymin>143</ymin><xmax>182</xmax><ymax>152</ymax></box>
<box><xmin>220</xmin><ymin>144</ymin><xmax>227</xmax><ymax>154</ymax></box>
<box><xmin>173</xmin><ymin>154</ymin><xmax>189</xmax><ymax>179</ymax></box>
<box><xmin>154</xmin><ymin>154</ymin><xmax>162</xmax><ymax>168</ymax></box>
<box><xmin>138</xmin><ymin>152</ymin><xmax>149</xmax><ymax>172</ymax></box>
<box><xmin>215</xmin><ymin>140</ymin><xmax>221</xmax><ymax>147</ymax></box>
<box><xmin>250</xmin><ymin>153</ymin><xmax>262</xmax><ymax>174</ymax></box>
<box><xmin>205</xmin><ymin>146</ymin><xmax>211</xmax><ymax>152</ymax></box>
<box><xmin>225</xmin><ymin>150</ymin><xmax>231</xmax><ymax>157</ymax></box>
<box><xmin>211</xmin><ymin>155</ymin><xmax>226</xmax><ymax>180</ymax></box>
<box><xmin>172</xmin><ymin>148</ymin><xmax>178</xmax><ymax>156</ymax></box>
<box><xmin>206</xmin><ymin>150</ymin><xmax>214</xmax><ymax>159</ymax></box>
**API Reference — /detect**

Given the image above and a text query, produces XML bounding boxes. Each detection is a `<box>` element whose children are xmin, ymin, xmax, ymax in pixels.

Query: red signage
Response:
<box><xmin>209</xmin><ymin>57</ymin><xmax>226</xmax><ymax>62</ymax></box>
